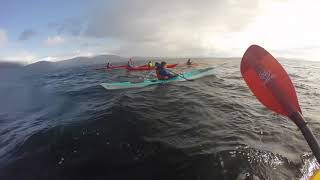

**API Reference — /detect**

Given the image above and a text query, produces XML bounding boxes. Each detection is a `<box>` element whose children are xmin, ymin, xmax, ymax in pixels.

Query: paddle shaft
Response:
<box><xmin>267</xmin><ymin>74</ymin><xmax>320</xmax><ymax>163</ymax></box>
<box><xmin>290</xmin><ymin>112</ymin><xmax>320</xmax><ymax>163</ymax></box>
<box><xmin>167</xmin><ymin>69</ymin><xmax>193</xmax><ymax>81</ymax></box>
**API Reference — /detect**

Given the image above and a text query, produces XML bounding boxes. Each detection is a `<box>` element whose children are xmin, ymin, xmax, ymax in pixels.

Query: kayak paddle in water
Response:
<box><xmin>166</xmin><ymin>69</ymin><xmax>194</xmax><ymax>81</ymax></box>
<box><xmin>100</xmin><ymin>67</ymin><xmax>214</xmax><ymax>90</ymax></box>
<box><xmin>240</xmin><ymin>45</ymin><xmax>320</xmax><ymax>179</ymax></box>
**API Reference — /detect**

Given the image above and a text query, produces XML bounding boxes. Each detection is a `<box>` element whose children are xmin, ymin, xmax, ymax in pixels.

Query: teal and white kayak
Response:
<box><xmin>100</xmin><ymin>67</ymin><xmax>214</xmax><ymax>90</ymax></box>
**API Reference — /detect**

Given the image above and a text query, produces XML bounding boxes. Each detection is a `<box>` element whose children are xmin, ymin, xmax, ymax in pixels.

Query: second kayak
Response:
<box><xmin>101</xmin><ymin>67</ymin><xmax>214</xmax><ymax>90</ymax></box>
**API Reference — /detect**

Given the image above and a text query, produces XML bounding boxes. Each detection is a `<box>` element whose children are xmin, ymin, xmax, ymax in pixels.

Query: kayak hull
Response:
<box><xmin>109</xmin><ymin>65</ymin><xmax>127</xmax><ymax>69</ymax></box>
<box><xmin>127</xmin><ymin>64</ymin><xmax>178</xmax><ymax>71</ymax></box>
<box><xmin>101</xmin><ymin>67</ymin><xmax>214</xmax><ymax>90</ymax></box>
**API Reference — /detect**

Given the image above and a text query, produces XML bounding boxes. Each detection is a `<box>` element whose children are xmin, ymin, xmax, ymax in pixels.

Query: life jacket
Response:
<box><xmin>156</xmin><ymin>67</ymin><xmax>169</xmax><ymax>80</ymax></box>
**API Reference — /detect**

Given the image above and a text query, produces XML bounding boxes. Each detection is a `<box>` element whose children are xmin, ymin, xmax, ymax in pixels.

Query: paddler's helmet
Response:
<box><xmin>160</xmin><ymin>61</ymin><xmax>167</xmax><ymax>68</ymax></box>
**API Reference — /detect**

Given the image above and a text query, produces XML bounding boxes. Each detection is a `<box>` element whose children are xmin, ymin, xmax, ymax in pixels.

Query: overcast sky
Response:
<box><xmin>1</xmin><ymin>0</ymin><xmax>320</xmax><ymax>63</ymax></box>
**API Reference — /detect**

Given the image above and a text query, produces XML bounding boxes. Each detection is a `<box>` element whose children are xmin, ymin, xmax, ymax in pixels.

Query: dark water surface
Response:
<box><xmin>0</xmin><ymin>59</ymin><xmax>320</xmax><ymax>180</ymax></box>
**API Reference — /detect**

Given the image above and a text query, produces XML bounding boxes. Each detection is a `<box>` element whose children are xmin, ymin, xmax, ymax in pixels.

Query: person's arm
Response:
<box><xmin>161</xmin><ymin>69</ymin><xmax>176</xmax><ymax>77</ymax></box>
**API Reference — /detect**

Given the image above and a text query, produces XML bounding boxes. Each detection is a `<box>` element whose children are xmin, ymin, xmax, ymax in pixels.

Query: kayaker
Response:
<box><xmin>155</xmin><ymin>61</ymin><xmax>177</xmax><ymax>80</ymax></box>
<box><xmin>186</xmin><ymin>58</ymin><xmax>192</xmax><ymax>65</ymax></box>
<box><xmin>147</xmin><ymin>61</ymin><xmax>153</xmax><ymax>68</ymax></box>
<box><xmin>128</xmin><ymin>58</ymin><xmax>134</xmax><ymax>68</ymax></box>
<box><xmin>106</xmin><ymin>62</ymin><xmax>112</xmax><ymax>69</ymax></box>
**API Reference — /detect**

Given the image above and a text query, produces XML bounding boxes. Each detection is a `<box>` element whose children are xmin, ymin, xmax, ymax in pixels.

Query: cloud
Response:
<box><xmin>0</xmin><ymin>29</ymin><xmax>8</xmax><ymax>47</ymax></box>
<box><xmin>82</xmin><ymin>0</ymin><xmax>264</xmax><ymax>56</ymax></box>
<box><xmin>45</xmin><ymin>36</ymin><xmax>66</xmax><ymax>46</ymax></box>
<box><xmin>48</xmin><ymin>18</ymin><xmax>85</xmax><ymax>36</ymax></box>
<box><xmin>39</xmin><ymin>50</ymin><xmax>95</xmax><ymax>62</ymax></box>
<box><xmin>19</xmin><ymin>29</ymin><xmax>37</xmax><ymax>41</ymax></box>
<box><xmin>0</xmin><ymin>50</ymin><xmax>36</xmax><ymax>64</ymax></box>
<box><xmin>5</xmin><ymin>0</ymin><xmax>319</xmax><ymax>62</ymax></box>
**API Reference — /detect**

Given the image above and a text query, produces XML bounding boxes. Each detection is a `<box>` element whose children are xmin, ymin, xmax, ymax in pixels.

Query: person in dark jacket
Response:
<box><xmin>155</xmin><ymin>61</ymin><xmax>177</xmax><ymax>80</ymax></box>
<box><xmin>186</xmin><ymin>58</ymin><xmax>192</xmax><ymax>65</ymax></box>
<box><xmin>106</xmin><ymin>61</ymin><xmax>112</xmax><ymax>68</ymax></box>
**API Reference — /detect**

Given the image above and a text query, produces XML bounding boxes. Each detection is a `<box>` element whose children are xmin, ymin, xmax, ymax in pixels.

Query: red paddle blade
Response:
<box><xmin>240</xmin><ymin>45</ymin><xmax>301</xmax><ymax>117</ymax></box>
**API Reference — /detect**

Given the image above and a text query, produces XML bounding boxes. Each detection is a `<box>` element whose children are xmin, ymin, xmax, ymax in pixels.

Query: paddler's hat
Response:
<box><xmin>160</xmin><ymin>61</ymin><xmax>167</xmax><ymax>67</ymax></box>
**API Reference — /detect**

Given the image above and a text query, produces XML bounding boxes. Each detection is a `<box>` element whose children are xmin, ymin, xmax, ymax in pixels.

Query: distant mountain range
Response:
<box><xmin>25</xmin><ymin>55</ymin><xmax>125</xmax><ymax>70</ymax></box>
<box><xmin>0</xmin><ymin>55</ymin><xmax>130</xmax><ymax>74</ymax></box>
<box><xmin>0</xmin><ymin>55</ymin><xmax>125</xmax><ymax>77</ymax></box>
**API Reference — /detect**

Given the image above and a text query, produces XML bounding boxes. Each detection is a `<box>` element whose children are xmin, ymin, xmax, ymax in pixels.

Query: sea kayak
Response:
<box><xmin>100</xmin><ymin>67</ymin><xmax>214</xmax><ymax>90</ymax></box>
<box><xmin>95</xmin><ymin>65</ymin><xmax>127</xmax><ymax>70</ymax></box>
<box><xmin>126</xmin><ymin>64</ymin><xmax>178</xmax><ymax>71</ymax></box>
